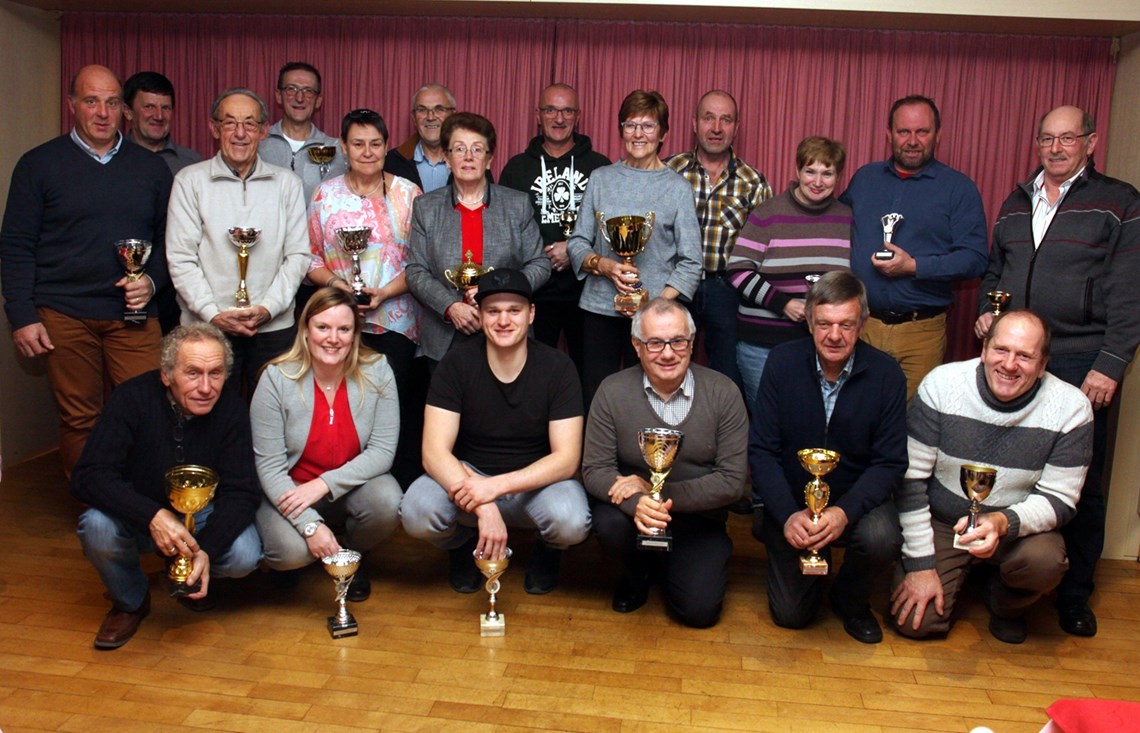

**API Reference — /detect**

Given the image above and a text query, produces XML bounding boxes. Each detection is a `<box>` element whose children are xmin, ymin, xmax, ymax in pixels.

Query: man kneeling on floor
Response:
<box><xmin>891</xmin><ymin>309</ymin><xmax>1092</xmax><ymax>643</ymax></box>
<box><xmin>72</xmin><ymin>323</ymin><xmax>262</xmax><ymax>649</ymax></box>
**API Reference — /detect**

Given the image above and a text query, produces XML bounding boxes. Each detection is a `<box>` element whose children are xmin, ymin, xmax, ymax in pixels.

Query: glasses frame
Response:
<box><xmin>280</xmin><ymin>84</ymin><xmax>319</xmax><ymax>99</ymax></box>
<box><xmin>1036</xmin><ymin>132</ymin><xmax>1093</xmax><ymax>148</ymax></box>
<box><xmin>636</xmin><ymin>337</ymin><xmax>693</xmax><ymax>354</ymax></box>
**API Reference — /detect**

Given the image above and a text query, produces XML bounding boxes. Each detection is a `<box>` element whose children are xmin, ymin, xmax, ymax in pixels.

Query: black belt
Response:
<box><xmin>869</xmin><ymin>307</ymin><xmax>946</xmax><ymax>325</ymax></box>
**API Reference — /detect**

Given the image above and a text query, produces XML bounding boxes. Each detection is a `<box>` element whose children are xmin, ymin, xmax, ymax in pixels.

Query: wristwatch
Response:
<box><xmin>302</xmin><ymin>521</ymin><xmax>322</xmax><ymax>537</ymax></box>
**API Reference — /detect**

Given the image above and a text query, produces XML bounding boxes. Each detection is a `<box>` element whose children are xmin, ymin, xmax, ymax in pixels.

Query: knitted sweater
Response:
<box><xmin>727</xmin><ymin>187</ymin><xmax>852</xmax><ymax>345</ymax></box>
<box><xmin>899</xmin><ymin>358</ymin><xmax>1093</xmax><ymax>572</ymax></box>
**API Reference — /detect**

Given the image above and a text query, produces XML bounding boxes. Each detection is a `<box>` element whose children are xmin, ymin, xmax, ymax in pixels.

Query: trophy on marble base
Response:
<box><xmin>596</xmin><ymin>212</ymin><xmax>655</xmax><ymax>312</ymax></box>
<box><xmin>165</xmin><ymin>465</ymin><xmax>219</xmax><ymax>597</ymax></box>
<box><xmin>637</xmin><ymin>427</ymin><xmax>684</xmax><ymax>552</ymax></box>
<box><xmin>334</xmin><ymin>226</ymin><xmax>373</xmax><ymax>306</ymax></box>
<box><xmin>559</xmin><ymin>210</ymin><xmax>578</xmax><ymax>239</ymax></box>
<box><xmin>987</xmin><ymin>290</ymin><xmax>1012</xmax><ymax>317</ymax></box>
<box><xmin>308</xmin><ymin>145</ymin><xmax>337</xmax><ymax>178</ymax></box>
<box><xmin>445</xmin><ymin>250</ymin><xmax>493</xmax><ymax>292</ymax></box>
<box><xmin>797</xmin><ymin>448</ymin><xmax>840</xmax><ymax>575</ymax></box>
<box><xmin>877</xmin><ymin>213</ymin><xmax>903</xmax><ymax>261</ymax></box>
<box><xmin>475</xmin><ymin>548</ymin><xmax>512</xmax><ymax>636</ymax></box>
<box><xmin>953</xmin><ymin>465</ymin><xmax>998</xmax><ymax>551</ymax></box>
<box><xmin>114</xmin><ymin>239</ymin><xmax>152</xmax><ymax>325</ymax></box>
<box><xmin>322</xmin><ymin>549</ymin><xmax>362</xmax><ymax>638</ymax></box>
<box><xmin>227</xmin><ymin>227</ymin><xmax>261</xmax><ymax>308</ymax></box>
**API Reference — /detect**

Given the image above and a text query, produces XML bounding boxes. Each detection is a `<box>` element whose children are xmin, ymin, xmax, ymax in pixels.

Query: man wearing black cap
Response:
<box><xmin>400</xmin><ymin>268</ymin><xmax>590</xmax><ymax>594</ymax></box>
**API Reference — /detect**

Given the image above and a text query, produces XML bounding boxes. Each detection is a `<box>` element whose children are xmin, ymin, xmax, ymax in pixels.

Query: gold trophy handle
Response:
<box><xmin>444</xmin><ymin>268</ymin><xmax>458</xmax><ymax>289</ymax></box>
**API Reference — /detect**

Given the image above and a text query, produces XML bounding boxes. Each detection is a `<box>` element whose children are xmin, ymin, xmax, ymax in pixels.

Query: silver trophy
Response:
<box><xmin>334</xmin><ymin>226</ymin><xmax>373</xmax><ymax>306</ymax></box>
<box><xmin>559</xmin><ymin>210</ymin><xmax>578</xmax><ymax>239</ymax></box>
<box><xmin>877</xmin><ymin>213</ymin><xmax>903</xmax><ymax>261</ymax></box>
<box><xmin>475</xmin><ymin>548</ymin><xmax>512</xmax><ymax>636</ymax></box>
<box><xmin>322</xmin><ymin>549</ymin><xmax>362</xmax><ymax>638</ymax></box>
<box><xmin>114</xmin><ymin>239</ymin><xmax>152</xmax><ymax>325</ymax></box>
<box><xmin>227</xmin><ymin>227</ymin><xmax>261</xmax><ymax>308</ymax></box>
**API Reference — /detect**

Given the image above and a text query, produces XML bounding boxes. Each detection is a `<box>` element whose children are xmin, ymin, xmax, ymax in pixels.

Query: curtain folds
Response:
<box><xmin>61</xmin><ymin>12</ymin><xmax>1116</xmax><ymax>361</ymax></box>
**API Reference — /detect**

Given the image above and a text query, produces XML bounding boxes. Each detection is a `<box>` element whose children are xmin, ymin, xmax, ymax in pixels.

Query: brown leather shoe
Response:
<box><xmin>94</xmin><ymin>592</ymin><xmax>150</xmax><ymax>650</ymax></box>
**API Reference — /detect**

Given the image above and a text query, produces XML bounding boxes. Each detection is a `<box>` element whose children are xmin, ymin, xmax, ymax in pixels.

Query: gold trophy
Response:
<box><xmin>165</xmin><ymin>465</ymin><xmax>219</xmax><ymax>596</ymax></box>
<box><xmin>444</xmin><ymin>250</ymin><xmax>493</xmax><ymax>291</ymax></box>
<box><xmin>308</xmin><ymin>144</ymin><xmax>337</xmax><ymax>178</ymax></box>
<box><xmin>877</xmin><ymin>213</ymin><xmax>903</xmax><ymax>261</ymax></box>
<box><xmin>322</xmin><ymin>549</ymin><xmax>362</xmax><ymax>638</ymax></box>
<box><xmin>596</xmin><ymin>211</ymin><xmax>655</xmax><ymax>312</ymax></box>
<box><xmin>559</xmin><ymin>210</ymin><xmax>578</xmax><ymax>239</ymax></box>
<box><xmin>953</xmin><ymin>465</ymin><xmax>998</xmax><ymax>550</ymax></box>
<box><xmin>334</xmin><ymin>226</ymin><xmax>373</xmax><ymax>306</ymax></box>
<box><xmin>797</xmin><ymin>448</ymin><xmax>840</xmax><ymax>575</ymax></box>
<box><xmin>475</xmin><ymin>548</ymin><xmax>512</xmax><ymax>636</ymax></box>
<box><xmin>114</xmin><ymin>239</ymin><xmax>152</xmax><ymax>325</ymax></box>
<box><xmin>227</xmin><ymin>227</ymin><xmax>261</xmax><ymax>308</ymax></box>
<box><xmin>987</xmin><ymin>290</ymin><xmax>1011</xmax><ymax>317</ymax></box>
<box><xmin>637</xmin><ymin>427</ymin><xmax>684</xmax><ymax>552</ymax></box>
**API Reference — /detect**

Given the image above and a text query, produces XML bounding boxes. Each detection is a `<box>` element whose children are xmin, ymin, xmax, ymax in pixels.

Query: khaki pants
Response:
<box><xmin>861</xmin><ymin>313</ymin><xmax>947</xmax><ymax>401</ymax></box>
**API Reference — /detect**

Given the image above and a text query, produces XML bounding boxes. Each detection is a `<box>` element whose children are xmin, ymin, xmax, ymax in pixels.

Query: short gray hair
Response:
<box><xmin>160</xmin><ymin>323</ymin><xmax>233</xmax><ymax>379</ymax></box>
<box><xmin>211</xmin><ymin>87</ymin><xmax>269</xmax><ymax>123</ymax></box>
<box><xmin>631</xmin><ymin>297</ymin><xmax>695</xmax><ymax>341</ymax></box>
<box><xmin>411</xmin><ymin>83</ymin><xmax>456</xmax><ymax>110</ymax></box>
<box><xmin>805</xmin><ymin>271</ymin><xmax>869</xmax><ymax>323</ymax></box>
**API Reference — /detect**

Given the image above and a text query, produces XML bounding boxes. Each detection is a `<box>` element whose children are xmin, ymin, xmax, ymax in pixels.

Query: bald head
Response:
<box><xmin>1037</xmin><ymin>105</ymin><xmax>1097</xmax><ymax>188</ymax></box>
<box><xmin>69</xmin><ymin>65</ymin><xmax>123</xmax><ymax>156</ymax></box>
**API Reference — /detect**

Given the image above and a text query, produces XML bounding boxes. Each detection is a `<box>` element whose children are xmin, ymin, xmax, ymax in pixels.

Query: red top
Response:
<box><xmin>288</xmin><ymin>379</ymin><xmax>361</xmax><ymax>484</ymax></box>
<box><xmin>457</xmin><ymin>202</ymin><xmax>485</xmax><ymax>266</ymax></box>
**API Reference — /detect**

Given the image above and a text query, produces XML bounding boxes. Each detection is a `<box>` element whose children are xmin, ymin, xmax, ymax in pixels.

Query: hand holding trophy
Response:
<box><xmin>334</xmin><ymin>226</ymin><xmax>373</xmax><ymax>306</ymax></box>
<box><xmin>114</xmin><ymin>239</ymin><xmax>152</xmax><ymax>325</ymax></box>
<box><xmin>596</xmin><ymin>211</ymin><xmax>655</xmax><ymax>312</ymax></box>
<box><xmin>953</xmin><ymin>464</ymin><xmax>998</xmax><ymax>550</ymax></box>
<box><xmin>227</xmin><ymin>227</ymin><xmax>261</xmax><ymax>308</ymax></box>
<box><xmin>877</xmin><ymin>213</ymin><xmax>903</xmax><ymax>261</ymax></box>
<box><xmin>165</xmin><ymin>465</ymin><xmax>219</xmax><ymax>596</ymax></box>
<box><xmin>475</xmin><ymin>548</ymin><xmax>512</xmax><ymax>636</ymax></box>
<box><xmin>796</xmin><ymin>448</ymin><xmax>840</xmax><ymax>575</ymax></box>
<box><xmin>636</xmin><ymin>427</ymin><xmax>683</xmax><ymax>551</ymax></box>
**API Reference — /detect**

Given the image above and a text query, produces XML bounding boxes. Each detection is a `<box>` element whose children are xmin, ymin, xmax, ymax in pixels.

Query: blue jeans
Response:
<box><xmin>736</xmin><ymin>341</ymin><xmax>772</xmax><ymax>411</ymax></box>
<box><xmin>399</xmin><ymin>466</ymin><xmax>592</xmax><ymax>551</ymax></box>
<box><xmin>77</xmin><ymin>504</ymin><xmax>262</xmax><ymax>611</ymax></box>
<box><xmin>689</xmin><ymin>275</ymin><xmax>743</xmax><ymax>392</ymax></box>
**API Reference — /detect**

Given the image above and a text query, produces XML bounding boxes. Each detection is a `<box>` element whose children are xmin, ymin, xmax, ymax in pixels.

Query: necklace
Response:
<box><xmin>346</xmin><ymin>172</ymin><xmax>386</xmax><ymax>200</ymax></box>
<box><xmin>457</xmin><ymin>188</ymin><xmax>486</xmax><ymax>207</ymax></box>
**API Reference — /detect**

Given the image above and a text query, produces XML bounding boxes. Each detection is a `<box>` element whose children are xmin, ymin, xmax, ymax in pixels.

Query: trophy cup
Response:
<box><xmin>987</xmin><ymin>290</ymin><xmax>1012</xmax><ymax>317</ymax></box>
<box><xmin>227</xmin><ymin>227</ymin><xmax>261</xmax><ymax>308</ymax></box>
<box><xmin>877</xmin><ymin>213</ymin><xmax>904</xmax><ymax>261</ymax></box>
<box><xmin>637</xmin><ymin>427</ymin><xmax>684</xmax><ymax>552</ymax></box>
<box><xmin>596</xmin><ymin>211</ymin><xmax>655</xmax><ymax>312</ymax></box>
<box><xmin>334</xmin><ymin>226</ymin><xmax>373</xmax><ymax>306</ymax></box>
<box><xmin>444</xmin><ymin>250</ymin><xmax>493</xmax><ymax>291</ymax></box>
<box><xmin>559</xmin><ymin>210</ymin><xmax>578</xmax><ymax>239</ymax></box>
<box><xmin>953</xmin><ymin>465</ymin><xmax>998</xmax><ymax>550</ymax></box>
<box><xmin>797</xmin><ymin>448</ymin><xmax>840</xmax><ymax>575</ymax></box>
<box><xmin>165</xmin><ymin>465</ymin><xmax>219</xmax><ymax>596</ymax></box>
<box><xmin>805</xmin><ymin>274</ymin><xmax>821</xmax><ymax>285</ymax></box>
<box><xmin>308</xmin><ymin>145</ymin><xmax>337</xmax><ymax>178</ymax></box>
<box><xmin>114</xmin><ymin>239</ymin><xmax>152</xmax><ymax>325</ymax></box>
<box><xmin>322</xmin><ymin>549</ymin><xmax>362</xmax><ymax>638</ymax></box>
<box><xmin>475</xmin><ymin>548</ymin><xmax>512</xmax><ymax>636</ymax></box>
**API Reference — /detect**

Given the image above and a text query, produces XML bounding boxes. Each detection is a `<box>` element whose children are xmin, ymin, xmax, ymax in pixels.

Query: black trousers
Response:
<box><xmin>581</xmin><ymin>312</ymin><xmax>637</xmax><ymax>412</ymax></box>
<box><xmin>533</xmin><ymin>298</ymin><xmax>585</xmax><ymax>380</ymax></box>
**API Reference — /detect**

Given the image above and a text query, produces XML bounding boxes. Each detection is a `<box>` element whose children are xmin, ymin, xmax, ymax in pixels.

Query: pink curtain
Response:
<box><xmin>61</xmin><ymin>12</ymin><xmax>1116</xmax><ymax>361</ymax></box>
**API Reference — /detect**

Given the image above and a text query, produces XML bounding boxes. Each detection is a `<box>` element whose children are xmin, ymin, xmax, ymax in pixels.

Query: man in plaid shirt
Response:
<box><xmin>667</xmin><ymin>90</ymin><xmax>770</xmax><ymax>394</ymax></box>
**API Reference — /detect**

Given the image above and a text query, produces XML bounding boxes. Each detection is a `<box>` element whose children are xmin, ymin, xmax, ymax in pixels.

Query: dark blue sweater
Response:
<box><xmin>1</xmin><ymin>134</ymin><xmax>173</xmax><ymax>329</ymax></box>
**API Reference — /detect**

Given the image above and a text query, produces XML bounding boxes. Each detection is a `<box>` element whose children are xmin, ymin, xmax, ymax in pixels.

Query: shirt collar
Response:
<box><xmin>1032</xmin><ymin>165</ymin><xmax>1086</xmax><ymax>198</ymax></box>
<box><xmin>70</xmin><ymin>128</ymin><xmax>123</xmax><ymax>163</ymax></box>
<box><xmin>815</xmin><ymin>351</ymin><xmax>855</xmax><ymax>385</ymax></box>
<box><xmin>642</xmin><ymin>368</ymin><xmax>695</xmax><ymax>402</ymax></box>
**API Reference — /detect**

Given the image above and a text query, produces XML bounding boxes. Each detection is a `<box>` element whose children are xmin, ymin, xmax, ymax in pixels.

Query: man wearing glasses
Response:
<box><xmin>975</xmin><ymin>105</ymin><xmax>1140</xmax><ymax>638</ymax></box>
<box><xmin>500</xmin><ymin>83</ymin><xmax>611</xmax><ymax>378</ymax></box>
<box><xmin>582</xmin><ymin>297</ymin><xmax>748</xmax><ymax>627</ymax></box>
<box><xmin>166</xmin><ymin>88</ymin><xmax>309</xmax><ymax>397</ymax></box>
<box><xmin>385</xmin><ymin>83</ymin><xmax>458</xmax><ymax>192</ymax></box>
<box><xmin>749</xmin><ymin>272</ymin><xmax>907</xmax><ymax>643</ymax></box>
<box><xmin>260</xmin><ymin>62</ymin><xmax>346</xmax><ymax>204</ymax></box>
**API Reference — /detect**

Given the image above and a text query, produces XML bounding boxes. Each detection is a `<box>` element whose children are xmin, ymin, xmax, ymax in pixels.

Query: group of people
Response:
<box><xmin>2</xmin><ymin>60</ymin><xmax>1137</xmax><ymax>652</ymax></box>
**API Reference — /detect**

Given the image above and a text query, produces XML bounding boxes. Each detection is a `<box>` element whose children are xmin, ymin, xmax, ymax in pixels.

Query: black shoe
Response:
<box><xmin>269</xmin><ymin>568</ymin><xmax>301</xmax><ymax>590</ymax></box>
<box><xmin>829</xmin><ymin>590</ymin><xmax>882</xmax><ymax>644</ymax></box>
<box><xmin>524</xmin><ymin>541</ymin><xmax>562</xmax><ymax>595</ymax></box>
<box><xmin>347</xmin><ymin>571</ymin><xmax>371</xmax><ymax>602</ymax></box>
<box><xmin>448</xmin><ymin>538</ymin><xmax>482</xmax><ymax>594</ymax></box>
<box><xmin>611</xmin><ymin>571</ymin><xmax>650</xmax><ymax>613</ymax></box>
<box><xmin>988</xmin><ymin>613</ymin><xmax>1027</xmax><ymax>644</ymax></box>
<box><xmin>1057</xmin><ymin>599</ymin><xmax>1097</xmax><ymax>637</ymax></box>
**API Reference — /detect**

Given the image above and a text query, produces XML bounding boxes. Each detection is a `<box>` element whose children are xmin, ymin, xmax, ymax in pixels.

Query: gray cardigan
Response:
<box><xmin>250</xmin><ymin>357</ymin><xmax>398</xmax><ymax>530</ymax></box>
<box><xmin>406</xmin><ymin>183</ymin><xmax>549</xmax><ymax>360</ymax></box>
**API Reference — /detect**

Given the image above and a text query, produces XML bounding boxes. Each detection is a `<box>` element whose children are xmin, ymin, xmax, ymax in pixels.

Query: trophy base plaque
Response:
<box><xmin>353</xmin><ymin>291</ymin><xmax>370</xmax><ymax>307</ymax></box>
<box><xmin>799</xmin><ymin>555</ymin><xmax>829</xmax><ymax>575</ymax></box>
<box><xmin>328</xmin><ymin>614</ymin><xmax>359</xmax><ymax>638</ymax></box>
<box><xmin>123</xmin><ymin>309</ymin><xmax>147</xmax><ymax>326</ymax></box>
<box><xmin>637</xmin><ymin>530</ymin><xmax>672</xmax><ymax>552</ymax></box>
<box><xmin>614</xmin><ymin>289</ymin><xmax>647</xmax><ymax>313</ymax></box>
<box><xmin>168</xmin><ymin>578</ymin><xmax>202</xmax><ymax>598</ymax></box>
<box><xmin>480</xmin><ymin>613</ymin><xmax>506</xmax><ymax>637</ymax></box>
<box><xmin>873</xmin><ymin>250</ymin><xmax>895</xmax><ymax>261</ymax></box>
<box><xmin>952</xmin><ymin>534</ymin><xmax>985</xmax><ymax>551</ymax></box>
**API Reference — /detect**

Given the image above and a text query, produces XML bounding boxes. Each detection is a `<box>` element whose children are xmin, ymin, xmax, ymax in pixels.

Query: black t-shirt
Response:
<box><xmin>429</xmin><ymin>336</ymin><xmax>583</xmax><ymax>475</ymax></box>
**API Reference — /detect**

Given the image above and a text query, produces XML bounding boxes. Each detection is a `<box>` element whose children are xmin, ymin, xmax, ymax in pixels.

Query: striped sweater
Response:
<box><xmin>899</xmin><ymin>358</ymin><xmax>1093</xmax><ymax>573</ymax></box>
<box><xmin>726</xmin><ymin>187</ymin><xmax>851</xmax><ymax>346</ymax></box>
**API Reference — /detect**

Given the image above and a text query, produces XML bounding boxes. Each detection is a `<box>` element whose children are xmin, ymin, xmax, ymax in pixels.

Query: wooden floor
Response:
<box><xmin>1</xmin><ymin>453</ymin><xmax>1138</xmax><ymax>733</ymax></box>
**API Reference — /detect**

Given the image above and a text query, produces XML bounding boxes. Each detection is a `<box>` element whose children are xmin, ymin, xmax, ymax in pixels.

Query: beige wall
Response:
<box><xmin>0</xmin><ymin>0</ymin><xmax>61</xmax><ymax>468</ymax></box>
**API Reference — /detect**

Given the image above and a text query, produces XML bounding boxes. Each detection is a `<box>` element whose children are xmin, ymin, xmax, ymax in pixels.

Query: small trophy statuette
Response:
<box><xmin>877</xmin><ymin>213</ymin><xmax>903</xmax><ymax>261</ymax></box>
<box><xmin>322</xmin><ymin>549</ymin><xmax>362</xmax><ymax>638</ymax></box>
<box><xmin>596</xmin><ymin>211</ymin><xmax>655</xmax><ymax>312</ymax></box>
<box><xmin>334</xmin><ymin>226</ymin><xmax>373</xmax><ymax>306</ymax></box>
<box><xmin>475</xmin><ymin>547</ymin><xmax>512</xmax><ymax>636</ymax></box>
<box><xmin>559</xmin><ymin>210</ymin><xmax>578</xmax><ymax>239</ymax></box>
<box><xmin>227</xmin><ymin>227</ymin><xmax>261</xmax><ymax>308</ymax></box>
<box><xmin>987</xmin><ymin>290</ymin><xmax>1011</xmax><ymax>317</ymax></box>
<box><xmin>797</xmin><ymin>448</ymin><xmax>840</xmax><ymax>575</ymax></box>
<box><xmin>165</xmin><ymin>464</ymin><xmax>219</xmax><ymax>597</ymax></box>
<box><xmin>953</xmin><ymin>465</ymin><xmax>998</xmax><ymax>550</ymax></box>
<box><xmin>637</xmin><ymin>427</ymin><xmax>683</xmax><ymax>552</ymax></box>
<box><xmin>444</xmin><ymin>250</ymin><xmax>493</xmax><ymax>291</ymax></box>
<box><xmin>114</xmin><ymin>239</ymin><xmax>152</xmax><ymax>325</ymax></box>
<box><xmin>308</xmin><ymin>145</ymin><xmax>337</xmax><ymax>178</ymax></box>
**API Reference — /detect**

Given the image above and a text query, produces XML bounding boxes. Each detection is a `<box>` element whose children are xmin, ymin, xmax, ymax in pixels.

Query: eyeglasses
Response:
<box><xmin>637</xmin><ymin>337</ymin><xmax>692</xmax><ymax>354</ymax></box>
<box><xmin>622</xmin><ymin>121</ymin><xmax>660</xmax><ymax>135</ymax></box>
<box><xmin>1036</xmin><ymin>133</ymin><xmax>1092</xmax><ymax>148</ymax></box>
<box><xmin>280</xmin><ymin>84</ymin><xmax>319</xmax><ymax>99</ymax></box>
<box><xmin>540</xmin><ymin>106</ymin><xmax>579</xmax><ymax>117</ymax></box>
<box><xmin>215</xmin><ymin>118</ymin><xmax>264</xmax><ymax>134</ymax></box>
<box><xmin>448</xmin><ymin>143</ymin><xmax>489</xmax><ymax>158</ymax></box>
<box><xmin>414</xmin><ymin>105</ymin><xmax>456</xmax><ymax>117</ymax></box>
